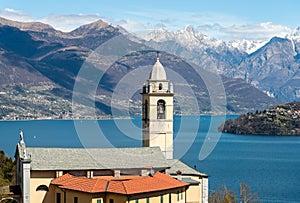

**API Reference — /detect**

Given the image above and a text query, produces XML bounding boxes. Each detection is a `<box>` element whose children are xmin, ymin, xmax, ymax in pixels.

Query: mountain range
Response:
<box><xmin>1</xmin><ymin>17</ymin><xmax>297</xmax><ymax>119</ymax></box>
<box><xmin>142</xmin><ymin>26</ymin><xmax>300</xmax><ymax>102</ymax></box>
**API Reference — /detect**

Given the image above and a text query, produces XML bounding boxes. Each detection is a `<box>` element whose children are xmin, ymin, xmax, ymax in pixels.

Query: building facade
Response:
<box><xmin>14</xmin><ymin>55</ymin><xmax>209</xmax><ymax>203</ymax></box>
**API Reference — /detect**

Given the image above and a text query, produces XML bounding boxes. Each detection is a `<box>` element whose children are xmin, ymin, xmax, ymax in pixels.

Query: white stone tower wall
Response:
<box><xmin>142</xmin><ymin>57</ymin><xmax>174</xmax><ymax>159</ymax></box>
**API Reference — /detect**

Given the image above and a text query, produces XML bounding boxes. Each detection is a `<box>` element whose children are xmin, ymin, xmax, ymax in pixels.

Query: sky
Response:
<box><xmin>0</xmin><ymin>0</ymin><xmax>299</xmax><ymax>41</ymax></box>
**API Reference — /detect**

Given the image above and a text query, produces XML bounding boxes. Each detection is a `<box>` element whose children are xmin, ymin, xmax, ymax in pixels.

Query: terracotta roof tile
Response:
<box><xmin>51</xmin><ymin>172</ymin><xmax>188</xmax><ymax>194</ymax></box>
<box><xmin>51</xmin><ymin>174</ymin><xmax>107</xmax><ymax>193</ymax></box>
<box><xmin>106</xmin><ymin>181</ymin><xmax>127</xmax><ymax>194</ymax></box>
<box><xmin>121</xmin><ymin>172</ymin><xmax>188</xmax><ymax>194</ymax></box>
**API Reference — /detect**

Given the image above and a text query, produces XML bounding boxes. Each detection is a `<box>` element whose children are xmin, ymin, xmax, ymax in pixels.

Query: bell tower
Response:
<box><xmin>141</xmin><ymin>53</ymin><xmax>174</xmax><ymax>159</ymax></box>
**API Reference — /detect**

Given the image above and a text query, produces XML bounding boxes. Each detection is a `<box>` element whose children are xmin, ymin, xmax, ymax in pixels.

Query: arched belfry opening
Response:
<box><xmin>157</xmin><ymin>99</ymin><xmax>166</xmax><ymax>119</ymax></box>
<box><xmin>159</xmin><ymin>83</ymin><xmax>163</xmax><ymax>90</ymax></box>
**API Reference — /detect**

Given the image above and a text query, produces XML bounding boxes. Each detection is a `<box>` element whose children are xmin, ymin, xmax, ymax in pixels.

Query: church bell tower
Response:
<box><xmin>141</xmin><ymin>53</ymin><xmax>174</xmax><ymax>159</ymax></box>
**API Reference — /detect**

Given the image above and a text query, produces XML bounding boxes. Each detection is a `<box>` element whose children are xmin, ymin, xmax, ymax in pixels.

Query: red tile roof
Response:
<box><xmin>120</xmin><ymin>172</ymin><xmax>188</xmax><ymax>194</ymax></box>
<box><xmin>51</xmin><ymin>172</ymin><xmax>188</xmax><ymax>195</ymax></box>
<box><xmin>51</xmin><ymin>173</ymin><xmax>108</xmax><ymax>193</ymax></box>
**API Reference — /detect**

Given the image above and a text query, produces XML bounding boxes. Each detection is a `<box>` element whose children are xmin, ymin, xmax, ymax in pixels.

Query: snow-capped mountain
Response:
<box><xmin>143</xmin><ymin>25</ymin><xmax>268</xmax><ymax>54</ymax></box>
<box><xmin>227</xmin><ymin>39</ymin><xmax>268</xmax><ymax>54</ymax></box>
<box><xmin>0</xmin><ymin>17</ymin><xmax>278</xmax><ymax>117</ymax></box>
<box><xmin>287</xmin><ymin>27</ymin><xmax>300</xmax><ymax>54</ymax></box>
<box><xmin>142</xmin><ymin>25</ymin><xmax>246</xmax><ymax>76</ymax></box>
<box><xmin>288</xmin><ymin>27</ymin><xmax>300</xmax><ymax>40</ymax></box>
<box><xmin>143</xmin><ymin>25</ymin><xmax>225</xmax><ymax>51</ymax></box>
<box><xmin>141</xmin><ymin>25</ymin><xmax>300</xmax><ymax>102</ymax></box>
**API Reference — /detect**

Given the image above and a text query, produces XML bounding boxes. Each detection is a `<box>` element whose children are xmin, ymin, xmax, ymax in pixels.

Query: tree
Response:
<box><xmin>240</xmin><ymin>182</ymin><xmax>260</xmax><ymax>203</ymax></box>
<box><xmin>0</xmin><ymin>150</ymin><xmax>15</xmax><ymax>186</ymax></box>
<box><xmin>209</xmin><ymin>185</ymin><xmax>237</xmax><ymax>203</ymax></box>
<box><xmin>209</xmin><ymin>183</ymin><xmax>260</xmax><ymax>203</ymax></box>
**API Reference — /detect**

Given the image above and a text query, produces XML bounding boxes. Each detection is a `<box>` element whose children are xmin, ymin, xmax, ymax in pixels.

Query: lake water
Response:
<box><xmin>0</xmin><ymin>115</ymin><xmax>300</xmax><ymax>202</ymax></box>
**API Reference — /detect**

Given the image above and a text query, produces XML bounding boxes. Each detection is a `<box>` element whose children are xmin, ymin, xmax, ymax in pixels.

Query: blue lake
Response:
<box><xmin>0</xmin><ymin>115</ymin><xmax>300</xmax><ymax>202</ymax></box>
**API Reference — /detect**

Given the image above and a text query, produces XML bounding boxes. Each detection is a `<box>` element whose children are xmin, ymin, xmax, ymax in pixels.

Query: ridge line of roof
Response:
<box><xmin>26</xmin><ymin>146</ymin><xmax>161</xmax><ymax>150</ymax></box>
<box><xmin>105</xmin><ymin>180</ymin><xmax>110</xmax><ymax>192</ymax></box>
<box><xmin>121</xmin><ymin>180</ymin><xmax>128</xmax><ymax>194</ymax></box>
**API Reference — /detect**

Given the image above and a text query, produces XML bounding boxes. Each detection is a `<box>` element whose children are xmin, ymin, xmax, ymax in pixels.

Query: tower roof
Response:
<box><xmin>149</xmin><ymin>57</ymin><xmax>167</xmax><ymax>80</ymax></box>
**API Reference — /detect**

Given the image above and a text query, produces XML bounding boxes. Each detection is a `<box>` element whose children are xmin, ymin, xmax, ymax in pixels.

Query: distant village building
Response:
<box><xmin>14</xmin><ymin>56</ymin><xmax>208</xmax><ymax>203</ymax></box>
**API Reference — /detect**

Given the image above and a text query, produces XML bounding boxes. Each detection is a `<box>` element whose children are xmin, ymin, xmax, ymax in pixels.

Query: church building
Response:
<box><xmin>14</xmin><ymin>55</ymin><xmax>208</xmax><ymax>203</ymax></box>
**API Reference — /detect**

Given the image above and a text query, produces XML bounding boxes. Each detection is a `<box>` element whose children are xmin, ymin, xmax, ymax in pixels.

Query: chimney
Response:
<box><xmin>176</xmin><ymin>170</ymin><xmax>182</xmax><ymax>181</ymax></box>
<box><xmin>114</xmin><ymin>170</ymin><xmax>120</xmax><ymax>178</ymax></box>
<box><xmin>142</xmin><ymin>166</ymin><xmax>153</xmax><ymax>177</ymax></box>
<box><xmin>87</xmin><ymin>171</ymin><xmax>94</xmax><ymax>178</ymax></box>
<box><xmin>56</xmin><ymin>171</ymin><xmax>63</xmax><ymax>178</ymax></box>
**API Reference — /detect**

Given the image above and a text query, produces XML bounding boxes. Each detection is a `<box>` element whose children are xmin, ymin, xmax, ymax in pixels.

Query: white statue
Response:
<box><xmin>20</xmin><ymin>130</ymin><xmax>24</xmax><ymax>142</ymax></box>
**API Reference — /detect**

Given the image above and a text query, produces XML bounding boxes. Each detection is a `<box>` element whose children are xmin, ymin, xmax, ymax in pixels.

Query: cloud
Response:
<box><xmin>116</xmin><ymin>19</ymin><xmax>146</xmax><ymax>34</ymax></box>
<box><xmin>0</xmin><ymin>8</ymin><xmax>33</xmax><ymax>22</ymax></box>
<box><xmin>206</xmin><ymin>22</ymin><xmax>292</xmax><ymax>41</ymax></box>
<box><xmin>0</xmin><ymin>8</ymin><xmax>293</xmax><ymax>41</ymax></box>
<box><xmin>122</xmin><ymin>9</ymin><xmax>293</xmax><ymax>41</ymax></box>
<box><xmin>0</xmin><ymin>9</ymin><xmax>106</xmax><ymax>32</ymax></box>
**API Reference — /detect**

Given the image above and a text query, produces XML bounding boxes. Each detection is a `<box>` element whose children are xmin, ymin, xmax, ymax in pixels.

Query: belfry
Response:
<box><xmin>141</xmin><ymin>53</ymin><xmax>174</xmax><ymax>159</ymax></box>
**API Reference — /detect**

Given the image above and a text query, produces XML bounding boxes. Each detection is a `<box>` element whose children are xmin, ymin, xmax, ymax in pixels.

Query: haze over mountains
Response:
<box><xmin>0</xmin><ymin>17</ymin><xmax>298</xmax><ymax>119</ymax></box>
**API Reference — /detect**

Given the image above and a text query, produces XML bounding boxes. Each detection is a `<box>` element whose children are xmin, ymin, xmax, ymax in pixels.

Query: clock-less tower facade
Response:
<box><xmin>141</xmin><ymin>56</ymin><xmax>174</xmax><ymax>159</ymax></box>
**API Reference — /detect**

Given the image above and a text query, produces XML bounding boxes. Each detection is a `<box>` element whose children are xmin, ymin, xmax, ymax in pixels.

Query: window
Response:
<box><xmin>36</xmin><ymin>185</ymin><xmax>49</xmax><ymax>192</ymax></box>
<box><xmin>56</xmin><ymin>193</ymin><xmax>61</xmax><ymax>203</ymax></box>
<box><xmin>135</xmin><ymin>200</ymin><xmax>139</xmax><ymax>203</ymax></box>
<box><xmin>96</xmin><ymin>200</ymin><xmax>102</xmax><ymax>203</ymax></box>
<box><xmin>146</xmin><ymin>197</ymin><xmax>150</xmax><ymax>203</ymax></box>
<box><xmin>159</xmin><ymin>83</ymin><xmax>163</xmax><ymax>90</ymax></box>
<box><xmin>181</xmin><ymin>191</ymin><xmax>184</xmax><ymax>200</ymax></box>
<box><xmin>74</xmin><ymin>197</ymin><xmax>78</xmax><ymax>203</ymax></box>
<box><xmin>109</xmin><ymin>199</ymin><xmax>114</xmax><ymax>203</ymax></box>
<box><xmin>169</xmin><ymin>193</ymin><xmax>171</xmax><ymax>203</ymax></box>
<box><xmin>177</xmin><ymin>192</ymin><xmax>179</xmax><ymax>201</ymax></box>
<box><xmin>160</xmin><ymin>195</ymin><xmax>164</xmax><ymax>203</ymax></box>
<box><xmin>157</xmin><ymin>100</ymin><xmax>166</xmax><ymax>119</ymax></box>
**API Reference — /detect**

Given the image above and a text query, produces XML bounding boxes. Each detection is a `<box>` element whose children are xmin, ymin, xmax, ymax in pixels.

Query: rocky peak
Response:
<box><xmin>142</xmin><ymin>28</ymin><xmax>173</xmax><ymax>42</ymax></box>
<box><xmin>0</xmin><ymin>17</ymin><xmax>55</xmax><ymax>32</ymax></box>
<box><xmin>143</xmin><ymin>25</ymin><xmax>224</xmax><ymax>51</ymax></box>
<box><xmin>228</xmin><ymin>39</ymin><xmax>268</xmax><ymax>54</ymax></box>
<box><xmin>70</xmin><ymin>19</ymin><xmax>119</xmax><ymax>36</ymax></box>
<box><xmin>289</xmin><ymin>27</ymin><xmax>300</xmax><ymax>40</ymax></box>
<box><xmin>256</xmin><ymin>37</ymin><xmax>294</xmax><ymax>58</ymax></box>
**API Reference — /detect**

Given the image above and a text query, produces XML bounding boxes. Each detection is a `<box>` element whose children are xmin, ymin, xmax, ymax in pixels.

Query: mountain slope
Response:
<box><xmin>143</xmin><ymin>26</ymin><xmax>246</xmax><ymax>76</ymax></box>
<box><xmin>143</xmin><ymin>26</ymin><xmax>300</xmax><ymax>102</ymax></box>
<box><xmin>0</xmin><ymin>18</ymin><xmax>279</xmax><ymax>119</ymax></box>
<box><xmin>220</xmin><ymin>102</ymin><xmax>300</xmax><ymax>135</ymax></box>
<box><xmin>236</xmin><ymin>37</ymin><xmax>300</xmax><ymax>101</ymax></box>
<box><xmin>99</xmin><ymin>51</ymin><xmax>278</xmax><ymax>115</ymax></box>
